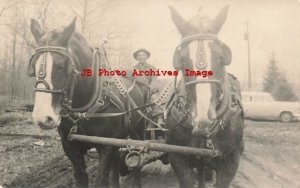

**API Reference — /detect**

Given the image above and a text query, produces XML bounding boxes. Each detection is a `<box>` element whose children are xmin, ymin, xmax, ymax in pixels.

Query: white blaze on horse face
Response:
<box><xmin>32</xmin><ymin>53</ymin><xmax>61</xmax><ymax>130</ymax></box>
<box><xmin>189</xmin><ymin>41</ymin><xmax>212</xmax><ymax>129</ymax></box>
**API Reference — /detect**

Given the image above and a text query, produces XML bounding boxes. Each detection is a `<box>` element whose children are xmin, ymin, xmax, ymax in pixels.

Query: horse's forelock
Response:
<box><xmin>188</xmin><ymin>15</ymin><xmax>214</xmax><ymax>33</ymax></box>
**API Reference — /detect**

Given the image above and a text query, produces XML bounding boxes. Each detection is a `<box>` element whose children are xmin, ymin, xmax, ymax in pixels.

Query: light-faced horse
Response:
<box><xmin>165</xmin><ymin>6</ymin><xmax>244</xmax><ymax>188</ymax></box>
<box><xmin>28</xmin><ymin>18</ymin><xmax>148</xmax><ymax>188</ymax></box>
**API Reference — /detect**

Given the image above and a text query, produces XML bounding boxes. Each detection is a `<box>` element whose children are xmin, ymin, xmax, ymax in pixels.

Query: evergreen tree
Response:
<box><xmin>263</xmin><ymin>53</ymin><xmax>280</xmax><ymax>93</ymax></box>
<box><xmin>263</xmin><ymin>53</ymin><xmax>298</xmax><ymax>101</ymax></box>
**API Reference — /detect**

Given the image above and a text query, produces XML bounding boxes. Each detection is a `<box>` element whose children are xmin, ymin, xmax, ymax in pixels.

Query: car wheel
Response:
<box><xmin>280</xmin><ymin>112</ymin><xmax>293</xmax><ymax>122</ymax></box>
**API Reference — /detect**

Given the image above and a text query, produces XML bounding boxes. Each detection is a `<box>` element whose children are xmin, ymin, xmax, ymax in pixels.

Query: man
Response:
<box><xmin>132</xmin><ymin>48</ymin><xmax>164</xmax><ymax>127</ymax></box>
<box><xmin>133</xmin><ymin>48</ymin><xmax>157</xmax><ymax>85</ymax></box>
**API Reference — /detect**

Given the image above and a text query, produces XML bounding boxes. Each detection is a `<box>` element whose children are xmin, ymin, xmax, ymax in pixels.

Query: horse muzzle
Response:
<box><xmin>192</xmin><ymin>106</ymin><xmax>217</xmax><ymax>136</ymax></box>
<box><xmin>33</xmin><ymin>114</ymin><xmax>61</xmax><ymax>130</ymax></box>
<box><xmin>191</xmin><ymin>119</ymin><xmax>213</xmax><ymax>136</ymax></box>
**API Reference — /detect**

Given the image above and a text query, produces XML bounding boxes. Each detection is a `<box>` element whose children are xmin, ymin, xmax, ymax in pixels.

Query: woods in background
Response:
<box><xmin>0</xmin><ymin>0</ymin><xmax>136</xmax><ymax>101</ymax></box>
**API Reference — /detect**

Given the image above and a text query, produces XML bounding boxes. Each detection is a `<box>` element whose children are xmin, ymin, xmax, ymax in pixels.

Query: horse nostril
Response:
<box><xmin>45</xmin><ymin>116</ymin><xmax>54</xmax><ymax>124</ymax></box>
<box><xmin>37</xmin><ymin>121</ymin><xmax>44</xmax><ymax>127</ymax></box>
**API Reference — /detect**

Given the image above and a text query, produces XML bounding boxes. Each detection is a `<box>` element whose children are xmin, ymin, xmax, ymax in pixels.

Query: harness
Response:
<box><xmin>167</xmin><ymin>33</ymin><xmax>243</xmax><ymax>149</ymax></box>
<box><xmin>28</xmin><ymin>33</ymin><xmax>169</xmax><ymax>136</ymax></box>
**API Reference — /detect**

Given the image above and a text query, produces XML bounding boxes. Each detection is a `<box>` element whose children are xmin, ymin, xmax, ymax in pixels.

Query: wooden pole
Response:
<box><xmin>69</xmin><ymin>134</ymin><xmax>220</xmax><ymax>157</ymax></box>
<box><xmin>246</xmin><ymin>20</ymin><xmax>252</xmax><ymax>91</ymax></box>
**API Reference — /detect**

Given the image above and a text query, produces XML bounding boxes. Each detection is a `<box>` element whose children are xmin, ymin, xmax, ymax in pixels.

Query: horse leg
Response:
<box><xmin>95</xmin><ymin>145</ymin><xmax>116</xmax><ymax>188</ymax></box>
<box><xmin>109</xmin><ymin>150</ymin><xmax>120</xmax><ymax>188</ymax></box>
<box><xmin>196</xmin><ymin>164</ymin><xmax>205</xmax><ymax>188</ymax></box>
<box><xmin>59</xmin><ymin>134</ymin><xmax>88</xmax><ymax>188</ymax></box>
<box><xmin>205</xmin><ymin>167</ymin><xmax>214</xmax><ymax>182</ymax></box>
<box><xmin>131</xmin><ymin>167</ymin><xmax>142</xmax><ymax>188</ymax></box>
<box><xmin>215</xmin><ymin>150</ymin><xmax>241</xmax><ymax>188</ymax></box>
<box><xmin>169</xmin><ymin>153</ymin><xmax>194</xmax><ymax>188</ymax></box>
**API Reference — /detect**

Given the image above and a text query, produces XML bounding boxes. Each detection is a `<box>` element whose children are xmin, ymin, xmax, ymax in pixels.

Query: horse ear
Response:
<box><xmin>27</xmin><ymin>62</ymin><xmax>36</xmax><ymax>77</ymax></box>
<box><xmin>211</xmin><ymin>5</ymin><xmax>229</xmax><ymax>34</ymax></box>
<box><xmin>169</xmin><ymin>6</ymin><xmax>197</xmax><ymax>36</ymax></box>
<box><xmin>60</xmin><ymin>17</ymin><xmax>76</xmax><ymax>45</ymax></box>
<box><xmin>31</xmin><ymin>19</ymin><xmax>43</xmax><ymax>42</ymax></box>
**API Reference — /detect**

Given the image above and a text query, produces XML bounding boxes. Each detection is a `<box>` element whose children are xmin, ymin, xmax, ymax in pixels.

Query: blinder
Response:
<box><xmin>27</xmin><ymin>53</ymin><xmax>41</xmax><ymax>77</ymax></box>
<box><xmin>219</xmin><ymin>42</ymin><xmax>231</xmax><ymax>66</ymax></box>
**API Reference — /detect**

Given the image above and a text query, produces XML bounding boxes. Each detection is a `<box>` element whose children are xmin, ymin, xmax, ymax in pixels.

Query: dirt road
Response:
<box><xmin>0</xmin><ymin>112</ymin><xmax>299</xmax><ymax>188</ymax></box>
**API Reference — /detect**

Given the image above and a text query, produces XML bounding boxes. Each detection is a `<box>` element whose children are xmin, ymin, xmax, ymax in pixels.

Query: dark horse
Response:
<box><xmin>165</xmin><ymin>6</ymin><xmax>244</xmax><ymax>188</ymax></box>
<box><xmin>28</xmin><ymin>18</ymin><xmax>148</xmax><ymax>188</ymax></box>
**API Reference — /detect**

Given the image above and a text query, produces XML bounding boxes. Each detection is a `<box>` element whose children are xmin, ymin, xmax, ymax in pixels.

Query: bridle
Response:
<box><xmin>30</xmin><ymin>46</ymin><xmax>80</xmax><ymax>95</ymax></box>
<box><xmin>170</xmin><ymin>34</ymin><xmax>243</xmax><ymax>154</ymax></box>
<box><xmin>174</xmin><ymin>34</ymin><xmax>231</xmax><ymax>120</ymax></box>
<box><xmin>28</xmin><ymin>34</ymin><xmax>102</xmax><ymax>114</ymax></box>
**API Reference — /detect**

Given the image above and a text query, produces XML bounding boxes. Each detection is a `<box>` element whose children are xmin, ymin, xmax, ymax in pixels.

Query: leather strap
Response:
<box><xmin>73</xmin><ymin>101</ymin><xmax>164</xmax><ymax>119</ymax></box>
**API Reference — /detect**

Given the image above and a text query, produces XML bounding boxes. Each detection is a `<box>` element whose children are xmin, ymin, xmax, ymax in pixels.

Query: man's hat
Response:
<box><xmin>133</xmin><ymin>48</ymin><xmax>151</xmax><ymax>59</ymax></box>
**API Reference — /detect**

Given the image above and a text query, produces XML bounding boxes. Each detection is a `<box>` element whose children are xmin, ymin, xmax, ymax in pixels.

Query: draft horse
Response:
<box><xmin>165</xmin><ymin>6</ymin><xmax>244</xmax><ymax>188</ymax></box>
<box><xmin>28</xmin><ymin>18</ymin><xmax>148</xmax><ymax>188</ymax></box>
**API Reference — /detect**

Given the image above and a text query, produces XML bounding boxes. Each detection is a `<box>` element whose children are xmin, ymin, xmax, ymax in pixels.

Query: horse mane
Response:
<box><xmin>70</xmin><ymin>32</ymin><xmax>90</xmax><ymax>48</ymax></box>
<box><xmin>67</xmin><ymin>32</ymin><xmax>93</xmax><ymax>68</ymax></box>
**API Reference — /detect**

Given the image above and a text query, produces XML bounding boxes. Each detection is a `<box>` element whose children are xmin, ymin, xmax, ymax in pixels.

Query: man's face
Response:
<box><xmin>136</xmin><ymin>51</ymin><xmax>148</xmax><ymax>63</ymax></box>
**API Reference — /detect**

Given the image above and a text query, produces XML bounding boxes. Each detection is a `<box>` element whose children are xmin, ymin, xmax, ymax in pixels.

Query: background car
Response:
<box><xmin>242</xmin><ymin>92</ymin><xmax>300</xmax><ymax>122</ymax></box>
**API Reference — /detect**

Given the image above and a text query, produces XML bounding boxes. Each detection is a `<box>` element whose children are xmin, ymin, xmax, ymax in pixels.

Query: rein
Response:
<box><xmin>74</xmin><ymin>101</ymin><xmax>163</xmax><ymax>119</ymax></box>
<box><xmin>71</xmin><ymin>77</ymin><xmax>173</xmax><ymax>129</ymax></box>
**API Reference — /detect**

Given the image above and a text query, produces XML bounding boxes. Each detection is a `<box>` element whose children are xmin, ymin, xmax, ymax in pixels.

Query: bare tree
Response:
<box><xmin>0</xmin><ymin>0</ymin><xmax>139</xmax><ymax>101</ymax></box>
<box><xmin>0</xmin><ymin>1</ymin><xmax>37</xmax><ymax>99</ymax></box>
<box><xmin>9</xmin><ymin>6</ymin><xmax>19</xmax><ymax>99</ymax></box>
<box><xmin>38</xmin><ymin>0</ymin><xmax>52</xmax><ymax>31</ymax></box>
<box><xmin>0</xmin><ymin>0</ymin><xmax>26</xmax><ymax>17</ymax></box>
<box><xmin>65</xmin><ymin>0</ymin><xmax>114</xmax><ymax>37</ymax></box>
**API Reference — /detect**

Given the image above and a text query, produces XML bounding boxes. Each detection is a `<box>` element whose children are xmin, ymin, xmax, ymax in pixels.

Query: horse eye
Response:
<box><xmin>55</xmin><ymin>65</ymin><xmax>65</xmax><ymax>71</ymax></box>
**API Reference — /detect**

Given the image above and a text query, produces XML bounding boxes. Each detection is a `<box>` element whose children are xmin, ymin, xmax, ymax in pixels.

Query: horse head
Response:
<box><xmin>28</xmin><ymin>18</ymin><xmax>93</xmax><ymax>130</ymax></box>
<box><xmin>170</xmin><ymin>6</ymin><xmax>231</xmax><ymax>135</ymax></box>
